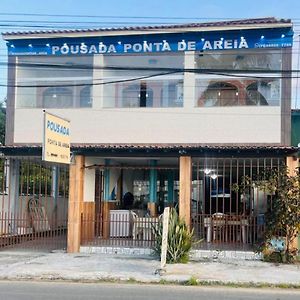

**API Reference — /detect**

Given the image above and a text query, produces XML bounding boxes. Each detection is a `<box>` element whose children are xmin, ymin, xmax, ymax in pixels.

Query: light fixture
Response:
<box><xmin>204</xmin><ymin>168</ymin><xmax>212</xmax><ymax>175</ymax></box>
<box><xmin>261</xmin><ymin>35</ymin><xmax>265</xmax><ymax>39</ymax></box>
<box><xmin>281</xmin><ymin>34</ymin><xmax>285</xmax><ymax>38</ymax></box>
<box><xmin>52</xmin><ymin>94</ymin><xmax>57</xmax><ymax>98</ymax></box>
<box><xmin>235</xmin><ymin>92</ymin><xmax>239</xmax><ymax>96</ymax></box>
<box><xmin>46</xmin><ymin>43</ymin><xmax>50</xmax><ymax>47</ymax></box>
<box><xmin>28</xmin><ymin>44</ymin><xmax>33</xmax><ymax>47</ymax></box>
<box><xmin>201</xmin><ymin>38</ymin><xmax>205</xmax><ymax>42</ymax></box>
<box><xmin>210</xmin><ymin>174</ymin><xmax>218</xmax><ymax>180</ymax></box>
<box><xmin>220</xmin><ymin>37</ymin><xmax>224</xmax><ymax>41</ymax></box>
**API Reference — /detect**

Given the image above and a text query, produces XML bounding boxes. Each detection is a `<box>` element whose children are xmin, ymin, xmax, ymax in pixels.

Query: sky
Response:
<box><xmin>0</xmin><ymin>0</ymin><xmax>299</xmax><ymax>107</ymax></box>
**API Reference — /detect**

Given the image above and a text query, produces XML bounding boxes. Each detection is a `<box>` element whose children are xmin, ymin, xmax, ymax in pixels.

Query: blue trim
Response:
<box><xmin>7</xmin><ymin>28</ymin><xmax>293</xmax><ymax>56</ymax></box>
<box><xmin>104</xmin><ymin>159</ymin><xmax>110</xmax><ymax>201</ymax></box>
<box><xmin>167</xmin><ymin>171</ymin><xmax>174</xmax><ymax>203</ymax></box>
<box><xmin>149</xmin><ymin>160</ymin><xmax>157</xmax><ymax>203</ymax></box>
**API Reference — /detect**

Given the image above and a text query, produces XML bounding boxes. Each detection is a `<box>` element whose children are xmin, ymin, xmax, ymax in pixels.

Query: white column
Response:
<box><xmin>7</xmin><ymin>158</ymin><xmax>20</xmax><ymax>215</ymax></box>
<box><xmin>92</xmin><ymin>54</ymin><xmax>104</xmax><ymax>109</ymax></box>
<box><xmin>183</xmin><ymin>51</ymin><xmax>196</xmax><ymax>108</ymax></box>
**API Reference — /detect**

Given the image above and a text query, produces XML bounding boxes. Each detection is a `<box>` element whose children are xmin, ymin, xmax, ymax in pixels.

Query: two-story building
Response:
<box><xmin>1</xmin><ymin>17</ymin><xmax>298</xmax><ymax>254</ymax></box>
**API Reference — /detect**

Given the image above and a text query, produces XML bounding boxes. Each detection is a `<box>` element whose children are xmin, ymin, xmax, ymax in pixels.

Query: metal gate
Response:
<box><xmin>0</xmin><ymin>157</ymin><xmax>69</xmax><ymax>251</ymax></box>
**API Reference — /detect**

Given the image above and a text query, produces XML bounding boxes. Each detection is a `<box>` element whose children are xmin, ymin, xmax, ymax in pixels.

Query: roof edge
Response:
<box><xmin>2</xmin><ymin>17</ymin><xmax>293</xmax><ymax>41</ymax></box>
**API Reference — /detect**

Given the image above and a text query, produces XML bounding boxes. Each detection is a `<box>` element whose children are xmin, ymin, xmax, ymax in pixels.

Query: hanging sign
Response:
<box><xmin>7</xmin><ymin>28</ymin><xmax>293</xmax><ymax>56</ymax></box>
<box><xmin>42</xmin><ymin>111</ymin><xmax>70</xmax><ymax>164</ymax></box>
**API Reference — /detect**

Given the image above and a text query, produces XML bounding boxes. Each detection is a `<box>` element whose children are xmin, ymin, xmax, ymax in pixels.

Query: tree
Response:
<box><xmin>233</xmin><ymin>166</ymin><xmax>300</xmax><ymax>262</ymax></box>
<box><xmin>0</xmin><ymin>99</ymin><xmax>6</xmax><ymax>145</ymax></box>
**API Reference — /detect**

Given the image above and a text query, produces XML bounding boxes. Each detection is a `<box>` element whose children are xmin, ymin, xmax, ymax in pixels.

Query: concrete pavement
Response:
<box><xmin>0</xmin><ymin>250</ymin><xmax>299</xmax><ymax>286</ymax></box>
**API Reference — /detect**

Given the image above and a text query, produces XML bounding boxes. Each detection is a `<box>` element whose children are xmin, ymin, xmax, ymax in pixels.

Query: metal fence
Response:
<box><xmin>0</xmin><ymin>157</ymin><xmax>69</xmax><ymax>251</ymax></box>
<box><xmin>192</xmin><ymin>214</ymin><xmax>265</xmax><ymax>250</ymax></box>
<box><xmin>81</xmin><ymin>212</ymin><xmax>161</xmax><ymax>248</ymax></box>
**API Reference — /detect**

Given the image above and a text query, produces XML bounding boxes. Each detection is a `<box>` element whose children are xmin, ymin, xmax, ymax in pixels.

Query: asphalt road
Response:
<box><xmin>0</xmin><ymin>281</ymin><xmax>299</xmax><ymax>300</ymax></box>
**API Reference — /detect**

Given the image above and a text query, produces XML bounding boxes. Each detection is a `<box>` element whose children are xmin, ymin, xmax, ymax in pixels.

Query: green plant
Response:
<box><xmin>152</xmin><ymin>208</ymin><xmax>194</xmax><ymax>264</ymax></box>
<box><xmin>186</xmin><ymin>276</ymin><xmax>198</xmax><ymax>286</ymax></box>
<box><xmin>233</xmin><ymin>166</ymin><xmax>300</xmax><ymax>263</ymax></box>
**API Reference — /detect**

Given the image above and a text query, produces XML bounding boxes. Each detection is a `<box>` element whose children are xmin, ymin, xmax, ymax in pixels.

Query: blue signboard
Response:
<box><xmin>7</xmin><ymin>27</ymin><xmax>293</xmax><ymax>56</ymax></box>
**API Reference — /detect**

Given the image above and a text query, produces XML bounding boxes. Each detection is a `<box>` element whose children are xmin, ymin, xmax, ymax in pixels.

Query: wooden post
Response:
<box><xmin>286</xmin><ymin>156</ymin><xmax>299</xmax><ymax>250</ymax></box>
<box><xmin>147</xmin><ymin>202</ymin><xmax>157</xmax><ymax>217</ymax></box>
<box><xmin>286</xmin><ymin>156</ymin><xmax>299</xmax><ymax>177</ymax></box>
<box><xmin>102</xmin><ymin>202</ymin><xmax>110</xmax><ymax>239</ymax></box>
<box><xmin>179</xmin><ymin>156</ymin><xmax>192</xmax><ymax>228</ymax></box>
<box><xmin>67</xmin><ymin>155</ymin><xmax>85</xmax><ymax>253</ymax></box>
<box><xmin>148</xmin><ymin>160</ymin><xmax>158</xmax><ymax>216</ymax></box>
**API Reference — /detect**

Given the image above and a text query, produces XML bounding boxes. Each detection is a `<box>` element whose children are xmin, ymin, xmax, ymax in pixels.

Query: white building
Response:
<box><xmin>1</xmin><ymin>17</ymin><xmax>298</xmax><ymax>253</ymax></box>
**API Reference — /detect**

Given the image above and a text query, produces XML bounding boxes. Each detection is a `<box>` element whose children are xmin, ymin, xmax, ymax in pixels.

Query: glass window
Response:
<box><xmin>195</xmin><ymin>49</ymin><xmax>282</xmax><ymax>107</ymax></box>
<box><xmin>102</xmin><ymin>53</ymin><xmax>184</xmax><ymax>108</ymax></box>
<box><xmin>80</xmin><ymin>86</ymin><xmax>92</xmax><ymax>107</ymax></box>
<box><xmin>43</xmin><ymin>87</ymin><xmax>73</xmax><ymax>108</ymax></box>
<box><xmin>16</xmin><ymin>55</ymin><xmax>93</xmax><ymax>108</ymax></box>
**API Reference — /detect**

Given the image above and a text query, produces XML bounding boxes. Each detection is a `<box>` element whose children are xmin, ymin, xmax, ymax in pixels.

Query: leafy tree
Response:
<box><xmin>0</xmin><ymin>99</ymin><xmax>6</xmax><ymax>145</ymax></box>
<box><xmin>233</xmin><ymin>166</ymin><xmax>300</xmax><ymax>262</ymax></box>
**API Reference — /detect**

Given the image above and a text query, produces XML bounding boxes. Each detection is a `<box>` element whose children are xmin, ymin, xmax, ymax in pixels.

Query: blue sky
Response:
<box><xmin>0</xmin><ymin>0</ymin><xmax>299</xmax><ymax>106</ymax></box>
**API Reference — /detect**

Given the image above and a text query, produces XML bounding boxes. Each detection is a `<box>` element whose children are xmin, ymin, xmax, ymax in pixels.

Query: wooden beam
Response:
<box><xmin>67</xmin><ymin>155</ymin><xmax>85</xmax><ymax>253</ymax></box>
<box><xmin>81</xmin><ymin>202</ymin><xmax>95</xmax><ymax>242</ymax></box>
<box><xmin>286</xmin><ymin>156</ymin><xmax>299</xmax><ymax>177</ymax></box>
<box><xmin>286</xmin><ymin>156</ymin><xmax>299</xmax><ymax>250</ymax></box>
<box><xmin>179</xmin><ymin>156</ymin><xmax>192</xmax><ymax>228</ymax></box>
<box><xmin>147</xmin><ymin>202</ymin><xmax>157</xmax><ymax>217</ymax></box>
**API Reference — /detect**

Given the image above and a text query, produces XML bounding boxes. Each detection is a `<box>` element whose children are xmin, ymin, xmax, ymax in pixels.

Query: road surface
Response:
<box><xmin>0</xmin><ymin>281</ymin><xmax>299</xmax><ymax>300</ymax></box>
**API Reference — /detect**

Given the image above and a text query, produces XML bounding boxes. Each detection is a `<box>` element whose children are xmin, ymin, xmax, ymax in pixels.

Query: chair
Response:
<box><xmin>130</xmin><ymin>211</ymin><xmax>143</xmax><ymax>240</ymax></box>
<box><xmin>212</xmin><ymin>213</ymin><xmax>227</xmax><ymax>242</ymax></box>
<box><xmin>131</xmin><ymin>211</ymin><xmax>161</xmax><ymax>241</ymax></box>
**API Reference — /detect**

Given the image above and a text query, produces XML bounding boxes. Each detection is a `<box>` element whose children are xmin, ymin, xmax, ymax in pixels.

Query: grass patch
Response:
<box><xmin>185</xmin><ymin>276</ymin><xmax>198</xmax><ymax>286</ymax></box>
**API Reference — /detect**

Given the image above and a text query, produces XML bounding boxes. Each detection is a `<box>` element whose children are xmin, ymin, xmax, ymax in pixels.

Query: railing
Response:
<box><xmin>0</xmin><ymin>212</ymin><xmax>67</xmax><ymax>250</ymax></box>
<box><xmin>81</xmin><ymin>213</ymin><xmax>161</xmax><ymax>248</ymax></box>
<box><xmin>192</xmin><ymin>214</ymin><xmax>266</xmax><ymax>249</ymax></box>
<box><xmin>81</xmin><ymin>212</ymin><xmax>267</xmax><ymax>251</ymax></box>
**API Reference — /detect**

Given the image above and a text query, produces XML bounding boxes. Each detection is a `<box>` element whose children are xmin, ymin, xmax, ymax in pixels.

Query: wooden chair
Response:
<box><xmin>212</xmin><ymin>213</ymin><xmax>227</xmax><ymax>242</ymax></box>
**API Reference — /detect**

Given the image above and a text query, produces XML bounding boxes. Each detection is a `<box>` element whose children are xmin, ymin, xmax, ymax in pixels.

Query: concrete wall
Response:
<box><xmin>13</xmin><ymin>106</ymin><xmax>281</xmax><ymax>144</ymax></box>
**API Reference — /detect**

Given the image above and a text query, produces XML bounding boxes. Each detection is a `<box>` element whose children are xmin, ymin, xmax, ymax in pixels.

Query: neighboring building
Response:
<box><xmin>292</xmin><ymin>109</ymin><xmax>300</xmax><ymax>147</ymax></box>
<box><xmin>0</xmin><ymin>17</ymin><xmax>298</xmax><ymax>254</ymax></box>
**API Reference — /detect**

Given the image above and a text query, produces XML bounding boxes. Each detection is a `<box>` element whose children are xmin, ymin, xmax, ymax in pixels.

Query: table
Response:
<box><xmin>204</xmin><ymin>216</ymin><xmax>249</xmax><ymax>243</ymax></box>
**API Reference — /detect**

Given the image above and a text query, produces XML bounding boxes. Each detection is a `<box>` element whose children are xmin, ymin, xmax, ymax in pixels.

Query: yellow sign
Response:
<box><xmin>42</xmin><ymin>112</ymin><xmax>70</xmax><ymax>164</ymax></box>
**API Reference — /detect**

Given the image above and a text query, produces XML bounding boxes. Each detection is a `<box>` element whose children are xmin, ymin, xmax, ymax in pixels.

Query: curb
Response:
<box><xmin>0</xmin><ymin>275</ymin><xmax>299</xmax><ymax>290</ymax></box>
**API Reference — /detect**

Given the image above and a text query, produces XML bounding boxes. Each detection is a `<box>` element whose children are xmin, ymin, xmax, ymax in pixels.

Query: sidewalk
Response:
<box><xmin>0</xmin><ymin>250</ymin><xmax>299</xmax><ymax>286</ymax></box>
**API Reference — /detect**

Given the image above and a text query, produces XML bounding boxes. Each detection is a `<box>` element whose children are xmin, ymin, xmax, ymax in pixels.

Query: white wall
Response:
<box><xmin>14</xmin><ymin>106</ymin><xmax>281</xmax><ymax>144</ymax></box>
<box><xmin>83</xmin><ymin>157</ymin><xmax>104</xmax><ymax>202</ymax></box>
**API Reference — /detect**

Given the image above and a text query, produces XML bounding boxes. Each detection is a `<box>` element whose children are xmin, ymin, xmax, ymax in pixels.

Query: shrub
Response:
<box><xmin>153</xmin><ymin>208</ymin><xmax>194</xmax><ymax>264</ymax></box>
<box><xmin>233</xmin><ymin>166</ymin><xmax>300</xmax><ymax>263</ymax></box>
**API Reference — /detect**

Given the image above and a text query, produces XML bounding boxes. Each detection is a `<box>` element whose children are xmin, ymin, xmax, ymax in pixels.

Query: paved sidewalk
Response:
<box><xmin>0</xmin><ymin>250</ymin><xmax>299</xmax><ymax>286</ymax></box>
